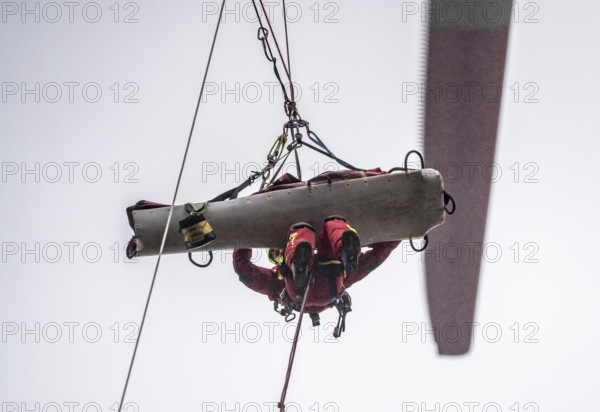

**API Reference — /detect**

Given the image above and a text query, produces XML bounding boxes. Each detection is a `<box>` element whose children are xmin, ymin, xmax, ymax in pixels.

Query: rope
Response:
<box><xmin>267</xmin><ymin>142</ymin><xmax>297</xmax><ymax>186</ymax></box>
<box><xmin>282</xmin><ymin>0</ymin><xmax>293</xmax><ymax>102</ymax></box>
<box><xmin>278</xmin><ymin>272</ymin><xmax>315</xmax><ymax>412</ymax></box>
<box><xmin>303</xmin><ymin>130</ymin><xmax>363</xmax><ymax>171</ymax></box>
<box><xmin>249</xmin><ymin>0</ymin><xmax>362</xmax><ymax>181</ymax></box>
<box><xmin>281</xmin><ymin>0</ymin><xmax>300</xmax><ymax>172</ymax></box>
<box><xmin>116</xmin><ymin>2</ymin><xmax>226</xmax><ymax>410</ymax></box>
<box><xmin>293</xmin><ymin>144</ymin><xmax>302</xmax><ymax>181</ymax></box>
<box><xmin>252</xmin><ymin>0</ymin><xmax>290</xmax><ymax>103</ymax></box>
<box><xmin>258</xmin><ymin>0</ymin><xmax>290</xmax><ymax>81</ymax></box>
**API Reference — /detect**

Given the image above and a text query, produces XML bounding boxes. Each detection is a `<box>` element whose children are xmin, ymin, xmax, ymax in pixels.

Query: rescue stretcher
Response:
<box><xmin>125</xmin><ymin>168</ymin><xmax>448</xmax><ymax>258</ymax></box>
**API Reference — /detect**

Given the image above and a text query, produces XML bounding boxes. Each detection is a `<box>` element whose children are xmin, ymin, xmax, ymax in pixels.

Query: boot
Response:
<box><xmin>340</xmin><ymin>229</ymin><xmax>361</xmax><ymax>275</ymax></box>
<box><xmin>291</xmin><ymin>241</ymin><xmax>313</xmax><ymax>288</ymax></box>
<box><xmin>285</xmin><ymin>222</ymin><xmax>316</xmax><ymax>289</ymax></box>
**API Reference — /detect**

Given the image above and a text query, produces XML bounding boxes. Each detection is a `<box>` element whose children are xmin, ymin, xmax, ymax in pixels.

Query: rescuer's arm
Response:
<box><xmin>233</xmin><ymin>249</ymin><xmax>283</xmax><ymax>301</ymax></box>
<box><xmin>343</xmin><ymin>241</ymin><xmax>401</xmax><ymax>288</ymax></box>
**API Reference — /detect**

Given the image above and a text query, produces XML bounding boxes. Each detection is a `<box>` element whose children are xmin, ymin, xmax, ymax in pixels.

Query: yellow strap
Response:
<box><xmin>317</xmin><ymin>260</ymin><xmax>342</xmax><ymax>266</ymax></box>
<box><xmin>197</xmin><ymin>202</ymin><xmax>209</xmax><ymax>214</ymax></box>
<box><xmin>188</xmin><ymin>202</ymin><xmax>208</xmax><ymax>214</ymax></box>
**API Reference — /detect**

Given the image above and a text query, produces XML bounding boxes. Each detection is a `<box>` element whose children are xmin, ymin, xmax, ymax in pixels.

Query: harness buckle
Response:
<box><xmin>333</xmin><ymin>290</ymin><xmax>352</xmax><ymax>338</ymax></box>
<box><xmin>274</xmin><ymin>289</ymin><xmax>297</xmax><ymax>322</ymax></box>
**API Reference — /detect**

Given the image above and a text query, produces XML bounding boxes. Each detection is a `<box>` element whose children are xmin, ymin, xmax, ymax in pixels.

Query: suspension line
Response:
<box><xmin>116</xmin><ymin>2</ymin><xmax>226</xmax><ymax>411</ymax></box>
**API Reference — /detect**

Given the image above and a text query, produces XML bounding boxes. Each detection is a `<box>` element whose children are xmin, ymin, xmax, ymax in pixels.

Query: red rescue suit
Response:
<box><xmin>233</xmin><ymin>218</ymin><xmax>400</xmax><ymax>313</ymax></box>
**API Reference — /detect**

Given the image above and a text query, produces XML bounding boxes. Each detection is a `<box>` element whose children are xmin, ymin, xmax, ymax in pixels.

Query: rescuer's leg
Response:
<box><xmin>318</xmin><ymin>216</ymin><xmax>361</xmax><ymax>275</ymax></box>
<box><xmin>284</xmin><ymin>223</ymin><xmax>316</xmax><ymax>288</ymax></box>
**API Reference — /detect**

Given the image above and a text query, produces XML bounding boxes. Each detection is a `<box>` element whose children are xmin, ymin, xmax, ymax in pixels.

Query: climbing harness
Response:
<box><xmin>274</xmin><ymin>289</ymin><xmax>297</xmax><ymax>322</ymax></box>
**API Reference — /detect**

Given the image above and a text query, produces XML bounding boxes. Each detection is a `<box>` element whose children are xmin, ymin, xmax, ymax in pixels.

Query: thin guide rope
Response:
<box><xmin>117</xmin><ymin>2</ymin><xmax>226</xmax><ymax>410</ymax></box>
<box><xmin>282</xmin><ymin>0</ymin><xmax>293</xmax><ymax>101</ymax></box>
<box><xmin>258</xmin><ymin>0</ymin><xmax>291</xmax><ymax>81</ymax></box>
<box><xmin>278</xmin><ymin>273</ymin><xmax>314</xmax><ymax>411</ymax></box>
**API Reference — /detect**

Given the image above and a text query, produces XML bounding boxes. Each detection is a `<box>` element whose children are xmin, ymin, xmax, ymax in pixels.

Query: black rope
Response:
<box><xmin>268</xmin><ymin>144</ymin><xmax>298</xmax><ymax>185</ymax></box>
<box><xmin>303</xmin><ymin>130</ymin><xmax>363</xmax><ymax>171</ymax></box>
<box><xmin>249</xmin><ymin>0</ymin><xmax>363</xmax><ymax>181</ymax></box>
<box><xmin>443</xmin><ymin>190</ymin><xmax>456</xmax><ymax>214</ymax></box>
<box><xmin>282</xmin><ymin>0</ymin><xmax>293</xmax><ymax>101</ymax></box>
<box><xmin>210</xmin><ymin>139</ymin><xmax>302</xmax><ymax>202</ymax></box>
<box><xmin>188</xmin><ymin>251</ymin><xmax>214</xmax><ymax>268</ymax></box>
<box><xmin>388</xmin><ymin>150</ymin><xmax>425</xmax><ymax>173</ymax></box>
<box><xmin>388</xmin><ymin>150</ymin><xmax>457</xmax><ymax>219</ymax></box>
<box><xmin>116</xmin><ymin>2</ymin><xmax>226</xmax><ymax>411</ymax></box>
<box><xmin>404</xmin><ymin>150</ymin><xmax>425</xmax><ymax>170</ymax></box>
<box><xmin>409</xmin><ymin>234</ymin><xmax>429</xmax><ymax>252</ymax></box>
<box><xmin>252</xmin><ymin>0</ymin><xmax>291</xmax><ymax>104</ymax></box>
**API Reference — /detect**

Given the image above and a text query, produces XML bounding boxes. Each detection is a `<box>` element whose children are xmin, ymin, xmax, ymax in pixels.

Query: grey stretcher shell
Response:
<box><xmin>128</xmin><ymin>169</ymin><xmax>446</xmax><ymax>257</ymax></box>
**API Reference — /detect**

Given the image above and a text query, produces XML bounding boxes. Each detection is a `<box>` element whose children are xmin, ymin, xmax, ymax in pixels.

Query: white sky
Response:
<box><xmin>1</xmin><ymin>1</ymin><xmax>599</xmax><ymax>411</ymax></box>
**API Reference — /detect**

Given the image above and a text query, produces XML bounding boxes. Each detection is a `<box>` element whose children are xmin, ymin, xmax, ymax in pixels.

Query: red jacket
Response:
<box><xmin>233</xmin><ymin>241</ymin><xmax>400</xmax><ymax>313</ymax></box>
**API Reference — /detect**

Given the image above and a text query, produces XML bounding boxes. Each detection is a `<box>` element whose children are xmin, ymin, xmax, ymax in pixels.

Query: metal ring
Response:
<box><xmin>285</xmin><ymin>312</ymin><xmax>296</xmax><ymax>322</ymax></box>
<box><xmin>257</xmin><ymin>27</ymin><xmax>268</xmax><ymax>40</ymax></box>
<box><xmin>443</xmin><ymin>191</ymin><xmax>456</xmax><ymax>215</ymax></box>
<box><xmin>126</xmin><ymin>237</ymin><xmax>137</xmax><ymax>259</ymax></box>
<box><xmin>188</xmin><ymin>251</ymin><xmax>214</xmax><ymax>268</ymax></box>
<box><xmin>404</xmin><ymin>150</ymin><xmax>425</xmax><ymax>170</ymax></box>
<box><xmin>409</xmin><ymin>235</ymin><xmax>428</xmax><ymax>252</ymax></box>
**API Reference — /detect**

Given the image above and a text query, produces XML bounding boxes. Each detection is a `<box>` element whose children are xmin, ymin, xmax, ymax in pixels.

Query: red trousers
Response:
<box><xmin>233</xmin><ymin>218</ymin><xmax>400</xmax><ymax>313</ymax></box>
<box><xmin>283</xmin><ymin>218</ymin><xmax>355</xmax><ymax>309</ymax></box>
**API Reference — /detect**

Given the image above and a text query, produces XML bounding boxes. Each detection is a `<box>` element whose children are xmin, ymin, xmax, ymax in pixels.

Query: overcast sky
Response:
<box><xmin>1</xmin><ymin>1</ymin><xmax>599</xmax><ymax>411</ymax></box>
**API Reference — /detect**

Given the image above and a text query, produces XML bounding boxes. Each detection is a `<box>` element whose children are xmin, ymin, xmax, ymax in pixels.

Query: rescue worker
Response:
<box><xmin>232</xmin><ymin>216</ymin><xmax>400</xmax><ymax>327</ymax></box>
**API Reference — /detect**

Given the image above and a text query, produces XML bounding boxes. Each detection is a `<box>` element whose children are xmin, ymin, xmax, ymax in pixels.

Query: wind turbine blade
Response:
<box><xmin>422</xmin><ymin>0</ymin><xmax>513</xmax><ymax>355</ymax></box>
